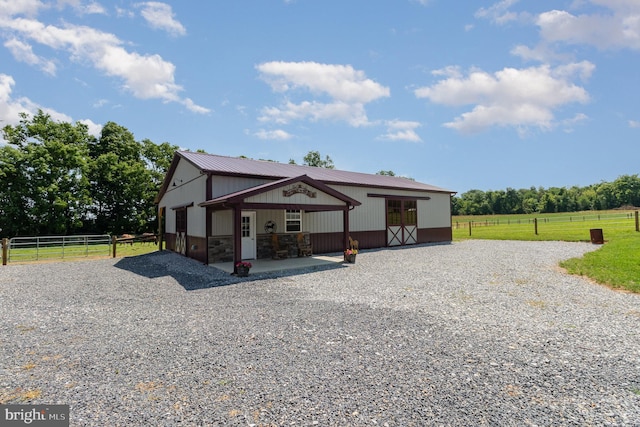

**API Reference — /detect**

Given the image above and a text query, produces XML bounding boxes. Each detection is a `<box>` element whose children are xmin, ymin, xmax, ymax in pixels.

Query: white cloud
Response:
<box><xmin>415</xmin><ymin>63</ymin><xmax>592</xmax><ymax>134</ymax></box>
<box><xmin>58</xmin><ymin>0</ymin><xmax>106</xmax><ymax>15</ymax></box>
<box><xmin>254</xmin><ymin>129</ymin><xmax>293</xmax><ymax>140</ymax></box>
<box><xmin>4</xmin><ymin>38</ymin><xmax>57</xmax><ymax>75</ymax></box>
<box><xmin>137</xmin><ymin>2</ymin><xmax>186</xmax><ymax>37</ymax></box>
<box><xmin>561</xmin><ymin>112</ymin><xmax>589</xmax><ymax>132</ymax></box>
<box><xmin>116</xmin><ymin>6</ymin><xmax>135</xmax><ymax>18</ymax></box>
<box><xmin>378</xmin><ymin>120</ymin><xmax>422</xmax><ymax>142</ymax></box>
<box><xmin>257</xmin><ymin>61</ymin><xmax>390</xmax><ymax>103</ymax></box>
<box><xmin>0</xmin><ymin>15</ymin><xmax>209</xmax><ymax>113</ymax></box>
<box><xmin>256</xmin><ymin>61</ymin><xmax>389</xmax><ymax>127</ymax></box>
<box><xmin>536</xmin><ymin>2</ymin><xmax>640</xmax><ymax>50</ymax></box>
<box><xmin>78</xmin><ymin>118</ymin><xmax>102</xmax><ymax>136</ymax></box>
<box><xmin>475</xmin><ymin>0</ymin><xmax>529</xmax><ymax>25</ymax></box>
<box><xmin>629</xmin><ymin>120</ymin><xmax>640</xmax><ymax>128</ymax></box>
<box><xmin>0</xmin><ymin>0</ymin><xmax>45</xmax><ymax>18</ymax></box>
<box><xmin>181</xmin><ymin>97</ymin><xmax>211</xmax><ymax>114</ymax></box>
<box><xmin>0</xmin><ymin>73</ymin><xmax>72</xmax><ymax>128</ymax></box>
<box><xmin>259</xmin><ymin>100</ymin><xmax>370</xmax><ymax>127</ymax></box>
<box><xmin>92</xmin><ymin>98</ymin><xmax>108</xmax><ymax>108</ymax></box>
<box><xmin>510</xmin><ymin>44</ymin><xmax>570</xmax><ymax>63</ymax></box>
<box><xmin>0</xmin><ymin>73</ymin><xmax>102</xmax><ymax>143</ymax></box>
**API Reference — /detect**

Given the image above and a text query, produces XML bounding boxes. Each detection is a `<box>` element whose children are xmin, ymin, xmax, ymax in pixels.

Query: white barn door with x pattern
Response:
<box><xmin>175</xmin><ymin>208</ymin><xmax>187</xmax><ymax>255</ymax></box>
<box><xmin>386</xmin><ymin>199</ymin><xmax>417</xmax><ymax>246</ymax></box>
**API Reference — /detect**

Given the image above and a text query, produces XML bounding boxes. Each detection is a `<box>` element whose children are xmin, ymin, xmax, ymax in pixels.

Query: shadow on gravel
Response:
<box><xmin>113</xmin><ymin>251</ymin><xmax>345</xmax><ymax>291</ymax></box>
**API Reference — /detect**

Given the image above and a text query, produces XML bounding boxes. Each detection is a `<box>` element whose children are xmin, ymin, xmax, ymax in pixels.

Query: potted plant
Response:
<box><xmin>235</xmin><ymin>261</ymin><xmax>252</xmax><ymax>277</ymax></box>
<box><xmin>344</xmin><ymin>248</ymin><xmax>358</xmax><ymax>263</ymax></box>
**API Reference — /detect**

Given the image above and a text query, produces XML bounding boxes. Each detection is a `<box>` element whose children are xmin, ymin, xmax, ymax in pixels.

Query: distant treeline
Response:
<box><xmin>452</xmin><ymin>174</ymin><xmax>640</xmax><ymax>216</ymax></box>
<box><xmin>0</xmin><ymin>111</ymin><xmax>177</xmax><ymax>237</ymax></box>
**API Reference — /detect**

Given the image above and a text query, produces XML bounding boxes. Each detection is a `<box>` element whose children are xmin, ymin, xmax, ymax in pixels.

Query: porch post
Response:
<box><xmin>205</xmin><ymin>206</ymin><xmax>212</xmax><ymax>265</ymax></box>
<box><xmin>232</xmin><ymin>205</ymin><xmax>242</xmax><ymax>274</ymax></box>
<box><xmin>343</xmin><ymin>207</ymin><xmax>350</xmax><ymax>252</ymax></box>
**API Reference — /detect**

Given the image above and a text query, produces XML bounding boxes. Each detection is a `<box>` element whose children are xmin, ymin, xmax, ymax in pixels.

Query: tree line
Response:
<box><xmin>452</xmin><ymin>174</ymin><xmax>640</xmax><ymax>215</ymax></box>
<box><xmin>1</xmin><ymin>111</ymin><xmax>637</xmax><ymax>237</ymax></box>
<box><xmin>0</xmin><ymin>111</ymin><xmax>177</xmax><ymax>237</ymax></box>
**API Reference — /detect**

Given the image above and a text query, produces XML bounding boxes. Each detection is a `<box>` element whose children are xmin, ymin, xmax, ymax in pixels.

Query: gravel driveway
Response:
<box><xmin>1</xmin><ymin>240</ymin><xmax>639</xmax><ymax>426</ymax></box>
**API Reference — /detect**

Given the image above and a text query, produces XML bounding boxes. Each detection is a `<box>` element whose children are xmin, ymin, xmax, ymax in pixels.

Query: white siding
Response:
<box><xmin>212</xmin><ymin>210</ymin><xmax>232</xmax><ymax>235</ymax></box>
<box><xmin>256</xmin><ymin>210</ymin><xmax>286</xmax><ymax>234</ymax></box>
<box><xmin>419</xmin><ymin>192</ymin><xmax>452</xmax><ymax>228</ymax></box>
<box><xmin>324</xmin><ymin>184</ymin><xmax>451</xmax><ymax>232</ymax></box>
<box><xmin>212</xmin><ymin>176</ymin><xmax>272</xmax><ymax>198</ymax></box>
<box><xmin>305</xmin><ymin>211</ymin><xmax>343</xmax><ymax>233</ymax></box>
<box><xmin>246</xmin><ymin>183</ymin><xmax>345</xmax><ymax>205</ymax></box>
<box><xmin>158</xmin><ymin>159</ymin><xmax>207</xmax><ymax>237</ymax></box>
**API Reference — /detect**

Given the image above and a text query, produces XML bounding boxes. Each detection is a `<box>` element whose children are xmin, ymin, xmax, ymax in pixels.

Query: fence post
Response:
<box><xmin>469</xmin><ymin>221</ymin><xmax>472</xmax><ymax>236</ymax></box>
<box><xmin>636</xmin><ymin>210</ymin><xmax>639</xmax><ymax>232</ymax></box>
<box><xmin>534</xmin><ymin>218</ymin><xmax>538</xmax><ymax>235</ymax></box>
<box><xmin>2</xmin><ymin>238</ymin><xmax>7</xmax><ymax>266</ymax></box>
<box><xmin>112</xmin><ymin>235</ymin><xmax>117</xmax><ymax>258</ymax></box>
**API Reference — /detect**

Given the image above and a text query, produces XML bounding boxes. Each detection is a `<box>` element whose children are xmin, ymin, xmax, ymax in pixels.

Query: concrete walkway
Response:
<box><xmin>210</xmin><ymin>254</ymin><xmax>347</xmax><ymax>274</ymax></box>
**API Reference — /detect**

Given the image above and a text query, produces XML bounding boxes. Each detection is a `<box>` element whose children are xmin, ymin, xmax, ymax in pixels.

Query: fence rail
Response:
<box><xmin>454</xmin><ymin>211</ymin><xmax>638</xmax><ymax>228</ymax></box>
<box><xmin>454</xmin><ymin>210</ymin><xmax>639</xmax><ymax>238</ymax></box>
<box><xmin>2</xmin><ymin>235</ymin><xmax>112</xmax><ymax>264</ymax></box>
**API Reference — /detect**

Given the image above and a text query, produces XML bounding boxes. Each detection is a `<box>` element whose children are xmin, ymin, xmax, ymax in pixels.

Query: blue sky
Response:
<box><xmin>0</xmin><ymin>0</ymin><xmax>638</xmax><ymax>194</ymax></box>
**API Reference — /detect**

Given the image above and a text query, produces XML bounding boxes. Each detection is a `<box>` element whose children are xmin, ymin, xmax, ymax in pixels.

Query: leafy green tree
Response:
<box><xmin>0</xmin><ymin>144</ymin><xmax>29</xmax><ymax>237</ymax></box>
<box><xmin>457</xmin><ymin>189</ymin><xmax>491</xmax><ymax>215</ymax></box>
<box><xmin>453</xmin><ymin>174</ymin><xmax>640</xmax><ymax>216</ymax></box>
<box><xmin>377</xmin><ymin>170</ymin><xmax>396</xmax><ymax>176</ymax></box>
<box><xmin>594</xmin><ymin>182</ymin><xmax>616</xmax><ymax>210</ymax></box>
<box><xmin>576</xmin><ymin>186</ymin><xmax>597</xmax><ymax>211</ymax></box>
<box><xmin>2</xmin><ymin>111</ymin><xmax>91</xmax><ymax>235</ymax></box>
<box><xmin>87</xmin><ymin>124</ymin><xmax>177</xmax><ymax>234</ymax></box>
<box><xmin>611</xmin><ymin>174</ymin><xmax>640</xmax><ymax>207</ymax></box>
<box><xmin>303</xmin><ymin>151</ymin><xmax>334</xmax><ymax>168</ymax></box>
<box><xmin>1</xmin><ymin>112</ymin><xmax>176</xmax><ymax>237</ymax></box>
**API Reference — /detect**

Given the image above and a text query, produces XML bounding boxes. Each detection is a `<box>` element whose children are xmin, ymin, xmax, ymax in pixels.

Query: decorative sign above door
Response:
<box><xmin>283</xmin><ymin>184</ymin><xmax>316</xmax><ymax>198</ymax></box>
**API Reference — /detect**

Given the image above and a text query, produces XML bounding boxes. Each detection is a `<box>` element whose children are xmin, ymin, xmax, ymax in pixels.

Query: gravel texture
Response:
<box><xmin>1</xmin><ymin>240</ymin><xmax>639</xmax><ymax>426</ymax></box>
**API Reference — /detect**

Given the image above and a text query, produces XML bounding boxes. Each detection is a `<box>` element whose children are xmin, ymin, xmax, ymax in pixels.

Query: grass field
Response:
<box><xmin>452</xmin><ymin>210</ymin><xmax>640</xmax><ymax>293</ymax></box>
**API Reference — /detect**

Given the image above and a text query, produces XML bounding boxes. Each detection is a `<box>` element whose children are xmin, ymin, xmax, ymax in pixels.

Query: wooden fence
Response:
<box><xmin>454</xmin><ymin>210</ymin><xmax>639</xmax><ymax>237</ymax></box>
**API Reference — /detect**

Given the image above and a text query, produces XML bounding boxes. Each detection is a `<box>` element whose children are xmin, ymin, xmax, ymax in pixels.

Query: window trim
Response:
<box><xmin>285</xmin><ymin>209</ymin><xmax>302</xmax><ymax>233</ymax></box>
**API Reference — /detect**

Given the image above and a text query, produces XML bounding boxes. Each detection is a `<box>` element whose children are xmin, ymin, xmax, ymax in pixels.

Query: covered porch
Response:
<box><xmin>199</xmin><ymin>174</ymin><xmax>361</xmax><ymax>273</ymax></box>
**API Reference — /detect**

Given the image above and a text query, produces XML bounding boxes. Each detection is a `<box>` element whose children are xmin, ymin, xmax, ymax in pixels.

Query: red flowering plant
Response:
<box><xmin>235</xmin><ymin>261</ymin><xmax>252</xmax><ymax>268</ymax></box>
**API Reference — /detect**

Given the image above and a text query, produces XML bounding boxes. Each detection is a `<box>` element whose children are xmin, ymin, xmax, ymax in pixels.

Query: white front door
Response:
<box><xmin>241</xmin><ymin>211</ymin><xmax>256</xmax><ymax>260</ymax></box>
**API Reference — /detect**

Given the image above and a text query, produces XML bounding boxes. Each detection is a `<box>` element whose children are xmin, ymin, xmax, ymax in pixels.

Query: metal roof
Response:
<box><xmin>178</xmin><ymin>151</ymin><xmax>455</xmax><ymax>194</ymax></box>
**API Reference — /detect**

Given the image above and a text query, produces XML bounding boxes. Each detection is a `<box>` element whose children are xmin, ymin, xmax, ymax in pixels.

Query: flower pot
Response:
<box><xmin>236</xmin><ymin>266</ymin><xmax>250</xmax><ymax>277</ymax></box>
<box><xmin>345</xmin><ymin>254</ymin><xmax>356</xmax><ymax>263</ymax></box>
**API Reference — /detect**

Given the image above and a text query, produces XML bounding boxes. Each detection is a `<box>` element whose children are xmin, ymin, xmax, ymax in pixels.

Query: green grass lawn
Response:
<box><xmin>453</xmin><ymin>210</ymin><xmax>640</xmax><ymax>293</ymax></box>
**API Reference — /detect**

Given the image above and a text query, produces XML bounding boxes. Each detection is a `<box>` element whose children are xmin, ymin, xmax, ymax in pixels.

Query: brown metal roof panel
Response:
<box><xmin>178</xmin><ymin>151</ymin><xmax>454</xmax><ymax>193</ymax></box>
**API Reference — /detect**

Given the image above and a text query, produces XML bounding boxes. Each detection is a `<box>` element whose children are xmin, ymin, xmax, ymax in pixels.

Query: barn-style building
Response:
<box><xmin>156</xmin><ymin>151</ymin><xmax>455</xmax><ymax>267</ymax></box>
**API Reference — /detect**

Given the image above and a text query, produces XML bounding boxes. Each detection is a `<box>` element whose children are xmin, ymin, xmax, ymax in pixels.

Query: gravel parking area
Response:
<box><xmin>1</xmin><ymin>240</ymin><xmax>639</xmax><ymax>426</ymax></box>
